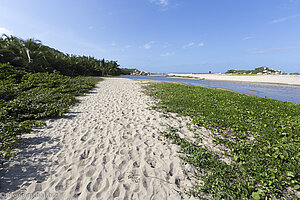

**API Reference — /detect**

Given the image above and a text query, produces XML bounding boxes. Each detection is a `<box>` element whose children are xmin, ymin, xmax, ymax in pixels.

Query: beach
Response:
<box><xmin>0</xmin><ymin>78</ymin><xmax>197</xmax><ymax>200</ymax></box>
<box><xmin>168</xmin><ymin>74</ymin><xmax>300</xmax><ymax>86</ymax></box>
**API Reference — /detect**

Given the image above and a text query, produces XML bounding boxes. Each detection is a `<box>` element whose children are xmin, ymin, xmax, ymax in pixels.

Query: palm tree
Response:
<box><xmin>21</xmin><ymin>38</ymin><xmax>49</xmax><ymax>72</ymax></box>
<box><xmin>1</xmin><ymin>34</ymin><xmax>123</xmax><ymax>76</ymax></box>
<box><xmin>99</xmin><ymin>59</ymin><xmax>108</xmax><ymax>76</ymax></box>
<box><xmin>0</xmin><ymin>34</ymin><xmax>24</xmax><ymax>68</ymax></box>
<box><xmin>107</xmin><ymin>61</ymin><xmax>120</xmax><ymax>75</ymax></box>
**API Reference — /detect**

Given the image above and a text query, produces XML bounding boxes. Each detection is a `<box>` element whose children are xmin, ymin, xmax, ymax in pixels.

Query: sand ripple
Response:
<box><xmin>0</xmin><ymin>78</ymin><xmax>196</xmax><ymax>200</ymax></box>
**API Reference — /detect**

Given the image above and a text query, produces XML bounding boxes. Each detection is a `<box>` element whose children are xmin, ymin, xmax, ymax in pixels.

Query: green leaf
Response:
<box><xmin>293</xmin><ymin>185</ymin><xmax>300</xmax><ymax>190</ymax></box>
<box><xmin>286</xmin><ymin>171</ymin><xmax>294</xmax><ymax>177</ymax></box>
<box><xmin>252</xmin><ymin>192</ymin><xmax>260</xmax><ymax>200</ymax></box>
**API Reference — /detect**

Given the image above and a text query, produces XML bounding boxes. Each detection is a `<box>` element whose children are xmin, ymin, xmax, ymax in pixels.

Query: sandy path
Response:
<box><xmin>0</xmin><ymin>78</ymin><xmax>196</xmax><ymax>200</ymax></box>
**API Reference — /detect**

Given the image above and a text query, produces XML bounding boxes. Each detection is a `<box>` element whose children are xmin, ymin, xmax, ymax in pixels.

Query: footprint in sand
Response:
<box><xmin>146</xmin><ymin>157</ymin><xmax>156</xmax><ymax>168</ymax></box>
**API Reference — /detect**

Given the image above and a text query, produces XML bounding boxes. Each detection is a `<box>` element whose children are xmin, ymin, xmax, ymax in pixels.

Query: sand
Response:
<box><xmin>0</xmin><ymin>78</ymin><xmax>198</xmax><ymax>200</ymax></box>
<box><xmin>168</xmin><ymin>74</ymin><xmax>300</xmax><ymax>86</ymax></box>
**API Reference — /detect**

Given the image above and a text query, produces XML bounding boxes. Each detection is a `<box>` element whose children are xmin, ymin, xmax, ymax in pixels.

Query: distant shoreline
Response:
<box><xmin>167</xmin><ymin>74</ymin><xmax>300</xmax><ymax>86</ymax></box>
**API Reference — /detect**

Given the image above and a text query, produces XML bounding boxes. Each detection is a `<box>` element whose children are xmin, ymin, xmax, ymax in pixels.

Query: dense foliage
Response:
<box><xmin>119</xmin><ymin>68</ymin><xmax>137</xmax><ymax>75</ymax></box>
<box><xmin>225</xmin><ymin>67</ymin><xmax>282</xmax><ymax>75</ymax></box>
<box><xmin>146</xmin><ymin>82</ymin><xmax>300</xmax><ymax>199</ymax></box>
<box><xmin>0</xmin><ymin>63</ymin><xmax>101</xmax><ymax>161</ymax></box>
<box><xmin>0</xmin><ymin>34</ymin><xmax>122</xmax><ymax>76</ymax></box>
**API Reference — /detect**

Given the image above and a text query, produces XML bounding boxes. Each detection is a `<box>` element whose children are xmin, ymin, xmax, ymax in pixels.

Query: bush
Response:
<box><xmin>0</xmin><ymin>63</ymin><xmax>102</xmax><ymax>161</ymax></box>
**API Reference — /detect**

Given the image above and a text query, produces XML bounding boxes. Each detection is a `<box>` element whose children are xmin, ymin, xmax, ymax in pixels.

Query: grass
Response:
<box><xmin>0</xmin><ymin>63</ymin><xmax>102</xmax><ymax>161</ymax></box>
<box><xmin>144</xmin><ymin>82</ymin><xmax>300</xmax><ymax>199</ymax></box>
<box><xmin>104</xmin><ymin>75</ymin><xmax>124</xmax><ymax>78</ymax></box>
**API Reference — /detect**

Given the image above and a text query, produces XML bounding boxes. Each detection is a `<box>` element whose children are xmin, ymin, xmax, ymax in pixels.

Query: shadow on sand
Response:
<box><xmin>0</xmin><ymin>112</ymin><xmax>80</xmax><ymax>194</ymax></box>
<box><xmin>0</xmin><ymin>135</ymin><xmax>60</xmax><ymax>193</ymax></box>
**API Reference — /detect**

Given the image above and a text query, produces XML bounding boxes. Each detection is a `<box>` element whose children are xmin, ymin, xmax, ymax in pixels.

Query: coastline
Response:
<box><xmin>138</xmin><ymin>79</ymin><xmax>257</xmax><ymax>97</ymax></box>
<box><xmin>167</xmin><ymin>74</ymin><xmax>300</xmax><ymax>86</ymax></box>
<box><xmin>1</xmin><ymin>78</ymin><xmax>298</xmax><ymax>199</ymax></box>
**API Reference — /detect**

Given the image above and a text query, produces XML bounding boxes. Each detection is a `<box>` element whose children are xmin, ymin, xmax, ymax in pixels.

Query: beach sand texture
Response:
<box><xmin>0</xmin><ymin>78</ymin><xmax>197</xmax><ymax>200</ymax></box>
<box><xmin>168</xmin><ymin>74</ymin><xmax>300</xmax><ymax>86</ymax></box>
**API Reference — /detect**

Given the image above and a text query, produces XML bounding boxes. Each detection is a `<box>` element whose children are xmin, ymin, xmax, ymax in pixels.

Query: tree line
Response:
<box><xmin>0</xmin><ymin>34</ymin><xmax>132</xmax><ymax>76</ymax></box>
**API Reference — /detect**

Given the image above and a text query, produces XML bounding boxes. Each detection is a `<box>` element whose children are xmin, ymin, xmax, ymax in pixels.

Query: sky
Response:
<box><xmin>1</xmin><ymin>0</ymin><xmax>300</xmax><ymax>73</ymax></box>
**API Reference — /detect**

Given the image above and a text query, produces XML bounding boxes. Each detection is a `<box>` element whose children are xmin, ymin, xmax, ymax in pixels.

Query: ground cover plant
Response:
<box><xmin>145</xmin><ymin>82</ymin><xmax>300</xmax><ymax>199</ymax></box>
<box><xmin>0</xmin><ymin>63</ymin><xmax>102</xmax><ymax>161</ymax></box>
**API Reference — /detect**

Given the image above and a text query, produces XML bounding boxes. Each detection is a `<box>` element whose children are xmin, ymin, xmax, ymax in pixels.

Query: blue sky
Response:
<box><xmin>1</xmin><ymin>0</ymin><xmax>300</xmax><ymax>73</ymax></box>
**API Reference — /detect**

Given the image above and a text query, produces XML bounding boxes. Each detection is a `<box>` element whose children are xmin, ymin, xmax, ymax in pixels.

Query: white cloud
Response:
<box><xmin>183</xmin><ymin>42</ymin><xmax>195</xmax><ymax>48</ymax></box>
<box><xmin>160</xmin><ymin>52</ymin><xmax>174</xmax><ymax>56</ymax></box>
<box><xmin>248</xmin><ymin>46</ymin><xmax>300</xmax><ymax>54</ymax></box>
<box><xmin>150</xmin><ymin>0</ymin><xmax>169</xmax><ymax>6</ymax></box>
<box><xmin>243</xmin><ymin>36</ymin><xmax>255</xmax><ymax>40</ymax></box>
<box><xmin>0</xmin><ymin>27</ymin><xmax>13</xmax><ymax>35</ymax></box>
<box><xmin>269</xmin><ymin>13</ymin><xmax>300</xmax><ymax>24</ymax></box>
<box><xmin>162</xmin><ymin>42</ymin><xmax>170</xmax><ymax>48</ymax></box>
<box><xmin>143</xmin><ymin>41</ymin><xmax>155</xmax><ymax>49</ymax></box>
<box><xmin>183</xmin><ymin>42</ymin><xmax>204</xmax><ymax>48</ymax></box>
<box><xmin>124</xmin><ymin>45</ymin><xmax>132</xmax><ymax>49</ymax></box>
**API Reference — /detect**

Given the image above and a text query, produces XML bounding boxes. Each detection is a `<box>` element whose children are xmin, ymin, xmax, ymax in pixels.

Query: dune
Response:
<box><xmin>0</xmin><ymin>78</ymin><xmax>198</xmax><ymax>200</ymax></box>
<box><xmin>168</xmin><ymin>74</ymin><xmax>300</xmax><ymax>86</ymax></box>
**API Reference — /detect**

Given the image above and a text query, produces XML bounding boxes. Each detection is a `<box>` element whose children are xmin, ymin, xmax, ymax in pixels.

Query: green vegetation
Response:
<box><xmin>119</xmin><ymin>68</ymin><xmax>137</xmax><ymax>75</ymax></box>
<box><xmin>0</xmin><ymin>34</ymin><xmax>135</xmax><ymax>76</ymax></box>
<box><xmin>226</xmin><ymin>67</ymin><xmax>283</xmax><ymax>75</ymax></box>
<box><xmin>145</xmin><ymin>82</ymin><xmax>299</xmax><ymax>199</ymax></box>
<box><xmin>0</xmin><ymin>34</ymin><xmax>119</xmax><ymax>162</ymax></box>
<box><xmin>0</xmin><ymin>63</ymin><xmax>101</xmax><ymax>161</ymax></box>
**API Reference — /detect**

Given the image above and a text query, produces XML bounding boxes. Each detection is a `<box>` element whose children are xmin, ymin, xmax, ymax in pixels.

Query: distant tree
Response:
<box><xmin>0</xmin><ymin>34</ymin><xmax>125</xmax><ymax>77</ymax></box>
<box><xmin>120</xmin><ymin>68</ymin><xmax>136</xmax><ymax>75</ymax></box>
<box><xmin>225</xmin><ymin>69</ymin><xmax>237</xmax><ymax>74</ymax></box>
